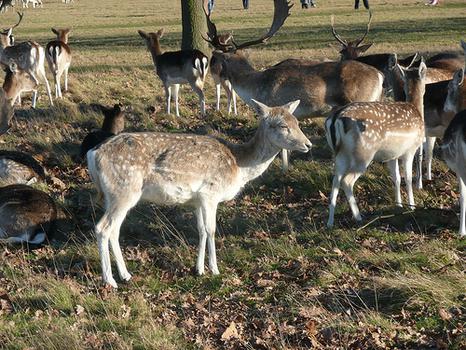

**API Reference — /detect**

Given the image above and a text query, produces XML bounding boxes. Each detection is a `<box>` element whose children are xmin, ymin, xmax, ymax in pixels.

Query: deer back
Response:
<box><xmin>156</xmin><ymin>50</ymin><xmax>208</xmax><ymax>83</ymax></box>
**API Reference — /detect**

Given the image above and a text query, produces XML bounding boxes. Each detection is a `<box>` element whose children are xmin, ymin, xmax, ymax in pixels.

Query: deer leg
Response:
<box><xmin>191</xmin><ymin>83</ymin><xmax>206</xmax><ymax>117</ymax></box>
<box><xmin>95</xmin><ymin>212</ymin><xmax>118</xmax><ymax>288</ymax></box>
<box><xmin>402</xmin><ymin>152</ymin><xmax>416</xmax><ymax>209</ymax></box>
<box><xmin>425</xmin><ymin>137</ymin><xmax>436</xmax><ymax>181</ymax></box>
<box><xmin>53</xmin><ymin>73</ymin><xmax>59</xmax><ymax>99</ymax></box>
<box><xmin>341</xmin><ymin>171</ymin><xmax>363</xmax><ymax>222</ymax></box>
<box><xmin>32</xmin><ymin>90</ymin><xmax>38</xmax><ymax>109</ymax></box>
<box><xmin>388</xmin><ymin>159</ymin><xmax>402</xmax><ymax>207</ymax></box>
<box><xmin>202</xmin><ymin>201</ymin><xmax>219</xmax><ymax>274</ymax></box>
<box><xmin>64</xmin><ymin>66</ymin><xmax>69</xmax><ymax>92</ymax></box>
<box><xmin>416</xmin><ymin>142</ymin><xmax>423</xmax><ymax>190</ymax></box>
<box><xmin>165</xmin><ymin>85</ymin><xmax>171</xmax><ymax>115</ymax></box>
<box><xmin>38</xmin><ymin>68</ymin><xmax>54</xmax><ymax>106</ymax></box>
<box><xmin>458</xmin><ymin>175</ymin><xmax>466</xmax><ymax>236</ymax></box>
<box><xmin>327</xmin><ymin>155</ymin><xmax>348</xmax><ymax>228</ymax></box>
<box><xmin>215</xmin><ymin>83</ymin><xmax>221</xmax><ymax>111</ymax></box>
<box><xmin>57</xmin><ymin>72</ymin><xmax>63</xmax><ymax>99</ymax></box>
<box><xmin>173</xmin><ymin>84</ymin><xmax>180</xmax><ymax>117</ymax></box>
<box><xmin>223</xmin><ymin>80</ymin><xmax>232</xmax><ymax>114</ymax></box>
<box><xmin>195</xmin><ymin>206</ymin><xmax>207</xmax><ymax>275</ymax></box>
<box><xmin>232</xmin><ymin>89</ymin><xmax>237</xmax><ymax>115</ymax></box>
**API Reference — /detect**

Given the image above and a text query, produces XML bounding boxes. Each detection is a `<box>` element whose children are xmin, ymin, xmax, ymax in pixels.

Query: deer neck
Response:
<box><xmin>227</xmin><ymin>122</ymin><xmax>281</xmax><ymax>184</ymax></box>
<box><xmin>225</xmin><ymin>52</ymin><xmax>261</xmax><ymax>103</ymax></box>
<box><xmin>147</xmin><ymin>40</ymin><xmax>163</xmax><ymax>63</ymax></box>
<box><xmin>406</xmin><ymin>85</ymin><xmax>425</xmax><ymax>119</ymax></box>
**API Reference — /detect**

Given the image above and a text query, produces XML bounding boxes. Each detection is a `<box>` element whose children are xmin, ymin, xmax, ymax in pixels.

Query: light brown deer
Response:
<box><xmin>206</xmin><ymin>0</ymin><xmax>383</xmax><ymax>171</ymax></box>
<box><xmin>0</xmin><ymin>12</ymin><xmax>53</xmax><ymax>107</ymax></box>
<box><xmin>87</xmin><ymin>100</ymin><xmax>311</xmax><ymax>288</ymax></box>
<box><xmin>325</xmin><ymin>61</ymin><xmax>428</xmax><ymax>228</ymax></box>
<box><xmin>138</xmin><ymin>29</ymin><xmax>208</xmax><ymax>117</ymax></box>
<box><xmin>46</xmin><ymin>28</ymin><xmax>72</xmax><ymax>99</ymax></box>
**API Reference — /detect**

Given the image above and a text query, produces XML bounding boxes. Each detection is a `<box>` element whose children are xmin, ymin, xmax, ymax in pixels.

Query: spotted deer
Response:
<box><xmin>441</xmin><ymin>74</ymin><xmax>466</xmax><ymax>236</ymax></box>
<box><xmin>87</xmin><ymin>100</ymin><xmax>311</xmax><ymax>288</ymax></box>
<box><xmin>0</xmin><ymin>12</ymin><xmax>54</xmax><ymax>107</ymax></box>
<box><xmin>138</xmin><ymin>29</ymin><xmax>208</xmax><ymax>117</ymax></box>
<box><xmin>0</xmin><ymin>150</ymin><xmax>45</xmax><ymax>186</ymax></box>
<box><xmin>325</xmin><ymin>61</ymin><xmax>428</xmax><ymax>228</ymax></box>
<box><xmin>46</xmin><ymin>28</ymin><xmax>72</xmax><ymax>99</ymax></box>
<box><xmin>210</xmin><ymin>33</ymin><xmax>237</xmax><ymax>115</ymax></box>
<box><xmin>206</xmin><ymin>0</ymin><xmax>383</xmax><ymax>171</ymax></box>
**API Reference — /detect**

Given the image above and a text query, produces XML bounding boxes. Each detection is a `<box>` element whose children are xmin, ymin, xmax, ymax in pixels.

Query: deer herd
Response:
<box><xmin>0</xmin><ymin>1</ymin><xmax>464</xmax><ymax>288</ymax></box>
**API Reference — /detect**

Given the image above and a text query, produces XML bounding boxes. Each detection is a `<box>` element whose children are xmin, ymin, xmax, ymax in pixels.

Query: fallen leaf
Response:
<box><xmin>221</xmin><ymin>321</ymin><xmax>239</xmax><ymax>341</ymax></box>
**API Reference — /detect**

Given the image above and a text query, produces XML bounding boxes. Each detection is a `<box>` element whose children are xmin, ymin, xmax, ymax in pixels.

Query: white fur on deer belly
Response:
<box><xmin>141</xmin><ymin>181</ymin><xmax>201</xmax><ymax>205</ymax></box>
<box><xmin>165</xmin><ymin>75</ymin><xmax>189</xmax><ymax>85</ymax></box>
<box><xmin>374</xmin><ymin>131</ymin><xmax>421</xmax><ymax>162</ymax></box>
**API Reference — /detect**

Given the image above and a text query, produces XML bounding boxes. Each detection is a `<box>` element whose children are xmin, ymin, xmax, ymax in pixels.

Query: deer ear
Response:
<box><xmin>251</xmin><ymin>99</ymin><xmax>271</xmax><ymax>118</ymax></box>
<box><xmin>283</xmin><ymin>100</ymin><xmax>300</xmax><ymax>115</ymax></box>
<box><xmin>418</xmin><ymin>59</ymin><xmax>427</xmax><ymax>80</ymax></box>
<box><xmin>388</xmin><ymin>53</ymin><xmax>397</xmax><ymax>70</ymax></box>
<box><xmin>8</xmin><ymin>62</ymin><xmax>17</xmax><ymax>74</ymax></box>
<box><xmin>65</xmin><ymin>28</ymin><xmax>71</xmax><ymax>34</ymax></box>
<box><xmin>51</xmin><ymin>27</ymin><xmax>58</xmax><ymax>35</ymax></box>
<box><xmin>157</xmin><ymin>29</ymin><xmax>164</xmax><ymax>38</ymax></box>
<box><xmin>453</xmin><ymin>68</ymin><xmax>465</xmax><ymax>86</ymax></box>
<box><xmin>356</xmin><ymin>43</ymin><xmax>373</xmax><ymax>54</ymax></box>
<box><xmin>138</xmin><ymin>30</ymin><xmax>149</xmax><ymax>39</ymax></box>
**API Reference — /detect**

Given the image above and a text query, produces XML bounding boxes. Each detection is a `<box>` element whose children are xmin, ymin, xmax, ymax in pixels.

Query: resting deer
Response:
<box><xmin>80</xmin><ymin>103</ymin><xmax>125</xmax><ymax>159</ymax></box>
<box><xmin>0</xmin><ymin>150</ymin><xmax>45</xmax><ymax>186</ymax></box>
<box><xmin>0</xmin><ymin>12</ymin><xmax>54</xmax><ymax>107</ymax></box>
<box><xmin>0</xmin><ymin>184</ymin><xmax>56</xmax><ymax>244</ymax></box>
<box><xmin>206</xmin><ymin>0</ymin><xmax>383</xmax><ymax>171</ymax></box>
<box><xmin>441</xmin><ymin>68</ymin><xmax>466</xmax><ymax>236</ymax></box>
<box><xmin>87</xmin><ymin>99</ymin><xmax>311</xmax><ymax>288</ymax></box>
<box><xmin>46</xmin><ymin>28</ymin><xmax>72</xmax><ymax>99</ymax></box>
<box><xmin>138</xmin><ymin>29</ymin><xmax>208</xmax><ymax>117</ymax></box>
<box><xmin>325</xmin><ymin>61</ymin><xmax>428</xmax><ymax>228</ymax></box>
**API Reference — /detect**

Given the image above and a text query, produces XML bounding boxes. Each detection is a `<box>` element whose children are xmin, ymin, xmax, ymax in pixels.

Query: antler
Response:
<box><xmin>205</xmin><ymin>0</ymin><xmax>292</xmax><ymax>52</ymax></box>
<box><xmin>234</xmin><ymin>0</ymin><xmax>293</xmax><ymax>50</ymax></box>
<box><xmin>2</xmin><ymin>12</ymin><xmax>24</xmax><ymax>33</ymax></box>
<box><xmin>355</xmin><ymin>10</ymin><xmax>372</xmax><ymax>47</ymax></box>
<box><xmin>330</xmin><ymin>15</ymin><xmax>347</xmax><ymax>46</ymax></box>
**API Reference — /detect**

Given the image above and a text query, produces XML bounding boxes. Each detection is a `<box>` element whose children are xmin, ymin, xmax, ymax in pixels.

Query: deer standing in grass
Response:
<box><xmin>88</xmin><ymin>100</ymin><xmax>311</xmax><ymax>288</ymax></box>
<box><xmin>325</xmin><ymin>60</ymin><xmax>428</xmax><ymax>228</ymax></box>
<box><xmin>138</xmin><ymin>29</ymin><xmax>208</xmax><ymax>117</ymax></box>
<box><xmin>0</xmin><ymin>12</ymin><xmax>53</xmax><ymax>107</ymax></box>
<box><xmin>206</xmin><ymin>0</ymin><xmax>383</xmax><ymax>171</ymax></box>
<box><xmin>46</xmin><ymin>28</ymin><xmax>72</xmax><ymax>99</ymax></box>
<box><xmin>441</xmin><ymin>66</ymin><xmax>466</xmax><ymax>236</ymax></box>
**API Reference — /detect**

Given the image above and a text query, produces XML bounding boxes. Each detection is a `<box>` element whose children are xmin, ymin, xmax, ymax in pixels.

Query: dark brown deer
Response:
<box><xmin>0</xmin><ymin>184</ymin><xmax>56</xmax><ymax>244</ymax></box>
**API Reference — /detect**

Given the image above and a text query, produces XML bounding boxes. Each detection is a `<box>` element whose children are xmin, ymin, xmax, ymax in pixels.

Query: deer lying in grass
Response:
<box><xmin>0</xmin><ymin>12</ymin><xmax>54</xmax><ymax>107</ymax></box>
<box><xmin>138</xmin><ymin>29</ymin><xmax>208</xmax><ymax>117</ymax></box>
<box><xmin>441</xmin><ymin>68</ymin><xmax>466</xmax><ymax>236</ymax></box>
<box><xmin>80</xmin><ymin>103</ymin><xmax>125</xmax><ymax>159</ymax></box>
<box><xmin>0</xmin><ymin>184</ymin><xmax>56</xmax><ymax>244</ymax></box>
<box><xmin>46</xmin><ymin>28</ymin><xmax>72</xmax><ymax>99</ymax></box>
<box><xmin>87</xmin><ymin>99</ymin><xmax>311</xmax><ymax>287</ymax></box>
<box><xmin>0</xmin><ymin>150</ymin><xmax>45</xmax><ymax>185</ymax></box>
<box><xmin>325</xmin><ymin>61</ymin><xmax>428</xmax><ymax>228</ymax></box>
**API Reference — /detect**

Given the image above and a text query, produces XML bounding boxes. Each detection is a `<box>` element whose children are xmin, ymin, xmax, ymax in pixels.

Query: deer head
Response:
<box><xmin>51</xmin><ymin>27</ymin><xmax>71</xmax><ymax>44</ymax></box>
<box><xmin>205</xmin><ymin>0</ymin><xmax>292</xmax><ymax>53</ymax></box>
<box><xmin>331</xmin><ymin>11</ymin><xmax>373</xmax><ymax>60</ymax></box>
<box><xmin>444</xmin><ymin>68</ymin><xmax>465</xmax><ymax>114</ymax></box>
<box><xmin>0</xmin><ymin>12</ymin><xmax>23</xmax><ymax>48</ymax></box>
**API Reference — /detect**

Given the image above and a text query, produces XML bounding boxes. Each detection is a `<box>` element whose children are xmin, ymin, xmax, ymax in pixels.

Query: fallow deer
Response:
<box><xmin>3</xmin><ymin>61</ymin><xmax>39</xmax><ymax>106</ymax></box>
<box><xmin>0</xmin><ymin>12</ymin><xmax>54</xmax><ymax>107</ymax></box>
<box><xmin>441</xmin><ymin>81</ymin><xmax>466</xmax><ymax>236</ymax></box>
<box><xmin>0</xmin><ymin>11</ymin><xmax>23</xmax><ymax>49</ymax></box>
<box><xmin>22</xmin><ymin>0</ymin><xmax>43</xmax><ymax>8</ymax></box>
<box><xmin>46</xmin><ymin>28</ymin><xmax>72</xmax><ymax>99</ymax></box>
<box><xmin>206</xmin><ymin>0</ymin><xmax>383</xmax><ymax>171</ymax></box>
<box><xmin>87</xmin><ymin>100</ymin><xmax>311</xmax><ymax>288</ymax></box>
<box><xmin>325</xmin><ymin>61</ymin><xmax>428</xmax><ymax>228</ymax></box>
<box><xmin>80</xmin><ymin>103</ymin><xmax>125</xmax><ymax>159</ymax></box>
<box><xmin>138</xmin><ymin>29</ymin><xmax>208</xmax><ymax>117</ymax></box>
<box><xmin>0</xmin><ymin>150</ymin><xmax>45</xmax><ymax>186</ymax></box>
<box><xmin>210</xmin><ymin>33</ymin><xmax>237</xmax><ymax>115</ymax></box>
<box><xmin>0</xmin><ymin>184</ymin><xmax>56</xmax><ymax>244</ymax></box>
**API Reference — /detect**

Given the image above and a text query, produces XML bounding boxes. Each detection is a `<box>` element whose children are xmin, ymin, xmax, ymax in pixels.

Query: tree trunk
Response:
<box><xmin>181</xmin><ymin>0</ymin><xmax>209</xmax><ymax>54</ymax></box>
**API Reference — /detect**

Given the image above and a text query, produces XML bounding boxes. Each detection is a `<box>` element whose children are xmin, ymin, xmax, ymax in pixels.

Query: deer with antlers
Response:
<box><xmin>325</xmin><ymin>60</ymin><xmax>428</xmax><ymax>228</ymax></box>
<box><xmin>138</xmin><ymin>29</ymin><xmax>208</xmax><ymax>117</ymax></box>
<box><xmin>46</xmin><ymin>28</ymin><xmax>72</xmax><ymax>99</ymax></box>
<box><xmin>205</xmin><ymin>0</ymin><xmax>383</xmax><ymax>170</ymax></box>
<box><xmin>0</xmin><ymin>12</ymin><xmax>54</xmax><ymax>107</ymax></box>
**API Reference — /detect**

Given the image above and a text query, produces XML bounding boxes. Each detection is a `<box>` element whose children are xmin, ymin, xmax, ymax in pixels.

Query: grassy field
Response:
<box><xmin>0</xmin><ymin>0</ymin><xmax>465</xmax><ymax>349</ymax></box>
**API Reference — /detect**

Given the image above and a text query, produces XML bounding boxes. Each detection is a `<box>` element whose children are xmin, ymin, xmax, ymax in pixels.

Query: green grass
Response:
<box><xmin>0</xmin><ymin>0</ymin><xmax>465</xmax><ymax>349</ymax></box>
